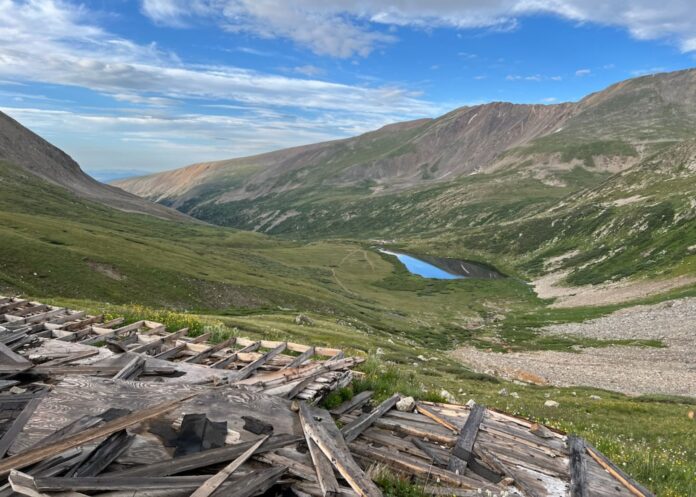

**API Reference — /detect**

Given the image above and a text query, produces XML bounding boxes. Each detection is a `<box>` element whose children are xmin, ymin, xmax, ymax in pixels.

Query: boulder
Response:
<box><xmin>294</xmin><ymin>314</ymin><xmax>314</xmax><ymax>326</ymax></box>
<box><xmin>440</xmin><ymin>389</ymin><xmax>456</xmax><ymax>403</ymax></box>
<box><xmin>544</xmin><ymin>400</ymin><xmax>559</xmax><ymax>408</ymax></box>
<box><xmin>396</xmin><ymin>396</ymin><xmax>416</xmax><ymax>412</ymax></box>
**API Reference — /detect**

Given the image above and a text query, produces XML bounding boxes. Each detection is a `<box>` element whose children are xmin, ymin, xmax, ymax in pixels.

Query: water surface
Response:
<box><xmin>379</xmin><ymin>249</ymin><xmax>504</xmax><ymax>280</ymax></box>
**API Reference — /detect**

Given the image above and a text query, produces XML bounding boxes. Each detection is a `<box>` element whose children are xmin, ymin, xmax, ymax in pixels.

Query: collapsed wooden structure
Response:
<box><xmin>0</xmin><ymin>297</ymin><xmax>655</xmax><ymax>497</ymax></box>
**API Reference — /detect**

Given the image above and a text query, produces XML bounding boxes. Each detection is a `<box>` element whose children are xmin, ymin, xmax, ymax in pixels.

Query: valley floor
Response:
<box><xmin>451</xmin><ymin>297</ymin><xmax>696</xmax><ymax>397</ymax></box>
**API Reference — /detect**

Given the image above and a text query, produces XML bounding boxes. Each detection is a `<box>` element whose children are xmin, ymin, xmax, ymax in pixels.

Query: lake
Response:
<box><xmin>379</xmin><ymin>249</ymin><xmax>504</xmax><ymax>280</ymax></box>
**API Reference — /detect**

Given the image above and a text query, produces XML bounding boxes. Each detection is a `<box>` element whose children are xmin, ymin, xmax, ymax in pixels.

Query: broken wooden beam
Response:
<box><xmin>0</xmin><ymin>393</ymin><xmax>196</xmax><ymax>477</ymax></box>
<box><xmin>341</xmin><ymin>394</ymin><xmax>399</xmax><ymax>443</ymax></box>
<box><xmin>0</xmin><ymin>393</ymin><xmax>45</xmax><ymax>458</ymax></box>
<box><xmin>211</xmin><ymin>341</ymin><xmax>261</xmax><ymax>369</ymax></box>
<box><xmin>569</xmin><ymin>436</ymin><xmax>588</xmax><ymax>497</ymax></box>
<box><xmin>190</xmin><ymin>435</ymin><xmax>269</xmax><ymax>497</ymax></box>
<box><xmin>448</xmin><ymin>403</ymin><xmax>485</xmax><ymax>475</ymax></box>
<box><xmin>299</xmin><ymin>403</ymin><xmax>341</xmax><ymax>497</ymax></box>
<box><xmin>184</xmin><ymin>337</ymin><xmax>236</xmax><ymax>364</ymax></box>
<box><xmin>300</xmin><ymin>403</ymin><xmax>382</xmax><ymax>497</ymax></box>
<box><xmin>330</xmin><ymin>391</ymin><xmax>373</xmax><ymax>417</ymax></box>
<box><xmin>231</xmin><ymin>342</ymin><xmax>287</xmax><ymax>381</ymax></box>
<box><xmin>109</xmin><ymin>434</ymin><xmax>301</xmax><ymax>477</ymax></box>
<box><xmin>66</xmin><ymin>430</ymin><xmax>134</xmax><ymax>477</ymax></box>
<box><xmin>283</xmin><ymin>346</ymin><xmax>315</xmax><ymax>370</ymax></box>
<box><xmin>112</xmin><ymin>355</ymin><xmax>146</xmax><ymax>381</ymax></box>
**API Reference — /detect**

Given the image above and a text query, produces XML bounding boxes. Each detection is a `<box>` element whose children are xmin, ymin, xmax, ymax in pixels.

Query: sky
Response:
<box><xmin>1</xmin><ymin>1</ymin><xmax>696</xmax><ymax>181</ymax></box>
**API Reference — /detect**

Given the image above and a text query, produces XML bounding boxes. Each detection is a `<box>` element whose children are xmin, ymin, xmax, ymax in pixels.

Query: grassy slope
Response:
<box><xmin>2</xmin><ymin>155</ymin><xmax>695</xmax><ymax>494</ymax></box>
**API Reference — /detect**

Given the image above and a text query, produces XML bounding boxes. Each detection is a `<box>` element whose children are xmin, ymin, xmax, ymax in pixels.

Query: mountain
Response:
<box><xmin>115</xmin><ymin>69</ymin><xmax>696</xmax><ymax>236</ymax></box>
<box><xmin>0</xmin><ymin>111</ymin><xmax>189</xmax><ymax>222</ymax></box>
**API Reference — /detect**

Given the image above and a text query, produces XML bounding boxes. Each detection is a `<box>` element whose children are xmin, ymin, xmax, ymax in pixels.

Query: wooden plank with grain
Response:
<box><xmin>0</xmin><ymin>393</ymin><xmax>196</xmax><ymax>477</ymax></box>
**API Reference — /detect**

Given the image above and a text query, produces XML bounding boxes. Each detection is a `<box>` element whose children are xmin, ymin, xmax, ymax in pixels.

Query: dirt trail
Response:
<box><xmin>452</xmin><ymin>298</ymin><xmax>696</xmax><ymax>397</ymax></box>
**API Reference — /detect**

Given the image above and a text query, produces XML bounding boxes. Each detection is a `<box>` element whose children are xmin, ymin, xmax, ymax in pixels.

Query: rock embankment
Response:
<box><xmin>452</xmin><ymin>297</ymin><xmax>696</xmax><ymax>397</ymax></box>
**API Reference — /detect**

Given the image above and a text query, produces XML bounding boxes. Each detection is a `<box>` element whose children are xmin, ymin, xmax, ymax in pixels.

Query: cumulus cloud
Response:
<box><xmin>0</xmin><ymin>0</ymin><xmax>433</xmax><ymax>117</ymax></box>
<box><xmin>0</xmin><ymin>0</ymin><xmax>443</xmax><ymax>171</ymax></box>
<box><xmin>141</xmin><ymin>0</ymin><xmax>696</xmax><ymax>57</ymax></box>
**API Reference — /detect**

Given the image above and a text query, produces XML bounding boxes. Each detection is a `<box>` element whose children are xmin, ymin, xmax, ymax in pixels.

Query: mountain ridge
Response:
<box><xmin>114</xmin><ymin>68</ymin><xmax>696</xmax><ymax>236</ymax></box>
<box><xmin>0</xmin><ymin>111</ymin><xmax>191</xmax><ymax>222</ymax></box>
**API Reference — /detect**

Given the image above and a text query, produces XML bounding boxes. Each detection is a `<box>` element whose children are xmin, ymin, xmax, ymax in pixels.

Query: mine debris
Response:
<box><xmin>0</xmin><ymin>296</ymin><xmax>654</xmax><ymax>497</ymax></box>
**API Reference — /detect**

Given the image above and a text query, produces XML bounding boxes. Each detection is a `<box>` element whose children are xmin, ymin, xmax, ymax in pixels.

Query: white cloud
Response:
<box><xmin>1</xmin><ymin>104</ymin><xmax>400</xmax><ymax>171</ymax></box>
<box><xmin>142</xmin><ymin>0</ymin><xmax>696</xmax><ymax>57</ymax></box>
<box><xmin>291</xmin><ymin>65</ymin><xmax>325</xmax><ymax>77</ymax></box>
<box><xmin>0</xmin><ymin>0</ymin><xmax>434</xmax><ymax>118</ymax></box>
<box><xmin>506</xmin><ymin>74</ymin><xmax>561</xmax><ymax>82</ymax></box>
<box><xmin>575</xmin><ymin>68</ymin><xmax>591</xmax><ymax>76</ymax></box>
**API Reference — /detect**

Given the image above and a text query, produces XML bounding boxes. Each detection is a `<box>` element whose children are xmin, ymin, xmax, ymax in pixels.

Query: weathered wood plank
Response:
<box><xmin>0</xmin><ymin>393</ymin><xmax>195</xmax><ymax>477</ymax></box>
<box><xmin>585</xmin><ymin>441</ymin><xmax>655</xmax><ymax>497</ymax></box>
<box><xmin>341</xmin><ymin>394</ymin><xmax>399</xmax><ymax>443</ymax></box>
<box><xmin>231</xmin><ymin>342</ymin><xmax>287</xmax><ymax>381</ymax></box>
<box><xmin>448</xmin><ymin>404</ymin><xmax>485</xmax><ymax>475</ymax></box>
<box><xmin>283</xmin><ymin>346</ymin><xmax>315</xmax><ymax>370</ymax></box>
<box><xmin>184</xmin><ymin>337</ymin><xmax>235</xmax><ymax>364</ymax></box>
<box><xmin>0</xmin><ymin>394</ymin><xmax>45</xmax><ymax>458</ymax></box>
<box><xmin>67</xmin><ymin>430</ymin><xmax>134</xmax><ymax>477</ymax></box>
<box><xmin>0</xmin><ymin>341</ymin><xmax>32</xmax><ymax>373</ymax></box>
<box><xmin>415</xmin><ymin>403</ymin><xmax>458</xmax><ymax>432</ymax></box>
<box><xmin>299</xmin><ymin>403</ymin><xmax>340</xmax><ymax>497</ymax></box>
<box><xmin>330</xmin><ymin>391</ymin><xmax>373</xmax><ymax>417</ymax></box>
<box><xmin>189</xmin><ymin>435</ymin><xmax>269</xmax><ymax>497</ymax></box>
<box><xmin>129</xmin><ymin>328</ymin><xmax>189</xmax><ymax>354</ymax></box>
<box><xmin>211</xmin><ymin>341</ymin><xmax>260</xmax><ymax>369</ymax></box>
<box><xmin>300</xmin><ymin>403</ymin><xmax>382</xmax><ymax>497</ymax></box>
<box><xmin>112</xmin><ymin>355</ymin><xmax>146</xmax><ymax>381</ymax></box>
<box><xmin>109</xmin><ymin>434</ymin><xmax>300</xmax><ymax>477</ymax></box>
<box><xmin>569</xmin><ymin>436</ymin><xmax>588</xmax><ymax>497</ymax></box>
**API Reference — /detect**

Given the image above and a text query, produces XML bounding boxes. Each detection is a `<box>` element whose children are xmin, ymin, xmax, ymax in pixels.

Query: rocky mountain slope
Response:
<box><xmin>0</xmin><ymin>111</ymin><xmax>189</xmax><ymax>221</ymax></box>
<box><xmin>115</xmin><ymin>69</ymin><xmax>696</xmax><ymax>236</ymax></box>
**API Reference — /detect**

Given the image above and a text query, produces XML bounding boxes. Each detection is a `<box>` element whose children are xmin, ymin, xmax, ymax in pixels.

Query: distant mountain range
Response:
<box><xmin>114</xmin><ymin>68</ymin><xmax>696</xmax><ymax>235</ymax></box>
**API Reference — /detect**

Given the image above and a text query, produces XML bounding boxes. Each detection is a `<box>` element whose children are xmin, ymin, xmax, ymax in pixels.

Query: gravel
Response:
<box><xmin>451</xmin><ymin>298</ymin><xmax>696</xmax><ymax>397</ymax></box>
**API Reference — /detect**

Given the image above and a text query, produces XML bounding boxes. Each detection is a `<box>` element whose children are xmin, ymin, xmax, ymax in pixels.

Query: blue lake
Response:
<box><xmin>379</xmin><ymin>249</ymin><xmax>504</xmax><ymax>280</ymax></box>
<box><xmin>379</xmin><ymin>250</ymin><xmax>462</xmax><ymax>279</ymax></box>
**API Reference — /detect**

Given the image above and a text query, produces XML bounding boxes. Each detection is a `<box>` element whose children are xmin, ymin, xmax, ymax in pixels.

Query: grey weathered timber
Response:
<box><xmin>226</xmin><ymin>466</ymin><xmax>287</xmax><ymax>497</ymax></box>
<box><xmin>585</xmin><ymin>441</ymin><xmax>656</xmax><ymax>497</ymax></box>
<box><xmin>112</xmin><ymin>355</ymin><xmax>146</xmax><ymax>380</ymax></box>
<box><xmin>300</xmin><ymin>403</ymin><xmax>382</xmax><ymax>497</ymax></box>
<box><xmin>341</xmin><ymin>394</ymin><xmax>399</xmax><ymax>443</ymax></box>
<box><xmin>300</xmin><ymin>403</ymin><xmax>341</xmax><ymax>497</ymax></box>
<box><xmin>569</xmin><ymin>436</ymin><xmax>588</xmax><ymax>497</ymax></box>
<box><xmin>231</xmin><ymin>342</ymin><xmax>287</xmax><ymax>381</ymax></box>
<box><xmin>0</xmin><ymin>393</ymin><xmax>196</xmax><ymax>477</ymax></box>
<box><xmin>189</xmin><ymin>435</ymin><xmax>269</xmax><ymax>497</ymax></box>
<box><xmin>448</xmin><ymin>403</ymin><xmax>485</xmax><ymax>475</ymax></box>
<box><xmin>330</xmin><ymin>391</ymin><xmax>373</xmax><ymax>417</ymax></box>
<box><xmin>0</xmin><ymin>340</ymin><xmax>32</xmax><ymax>373</ymax></box>
<box><xmin>67</xmin><ymin>430</ymin><xmax>134</xmax><ymax>477</ymax></box>
<box><xmin>184</xmin><ymin>337</ymin><xmax>236</xmax><ymax>364</ymax></box>
<box><xmin>0</xmin><ymin>394</ymin><xmax>45</xmax><ymax>458</ymax></box>
<box><xmin>211</xmin><ymin>341</ymin><xmax>261</xmax><ymax>369</ymax></box>
<box><xmin>129</xmin><ymin>328</ymin><xmax>189</xmax><ymax>354</ymax></box>
<box><xmin>411</xmin><ymin>438</ymin><xmax>449</xmax><ymax>466</ymax></box>
<box><xmin>108</xmin><ymin>434</ymin><xmax>301</xmax><ymax>477</ymax></box>
<box><xmin>283</xmin><ymin>346</ymin><xmax>315</xmax><ymax>370</ymax></box>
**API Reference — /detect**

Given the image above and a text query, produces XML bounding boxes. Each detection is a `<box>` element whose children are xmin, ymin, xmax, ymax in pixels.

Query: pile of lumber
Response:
<box><xmin>0</xmin><ymin>297</ymin><xmax>654</xmax><ymax>497</ymax></box>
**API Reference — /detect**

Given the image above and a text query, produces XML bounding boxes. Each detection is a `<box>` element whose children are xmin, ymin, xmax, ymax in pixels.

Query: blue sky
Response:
<box><xmin>1</xmin><ymin>0</ymin><xmax>695</xmax><ymax>181</ymax></box>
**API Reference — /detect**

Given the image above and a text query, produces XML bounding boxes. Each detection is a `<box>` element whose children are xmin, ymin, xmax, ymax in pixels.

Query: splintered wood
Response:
<box><xmin>0</xmin><ymin>296</ymin><xmax>654</xmax><ymax>497</ymax></box>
